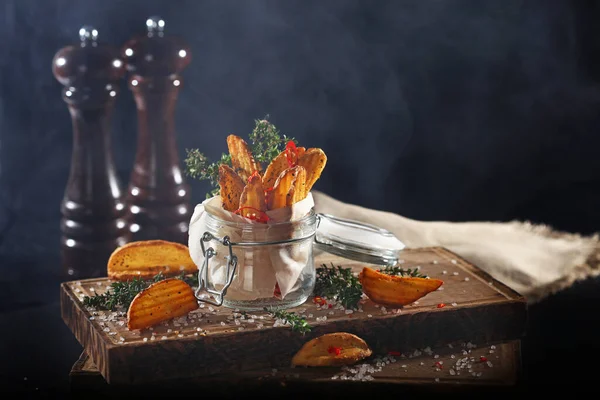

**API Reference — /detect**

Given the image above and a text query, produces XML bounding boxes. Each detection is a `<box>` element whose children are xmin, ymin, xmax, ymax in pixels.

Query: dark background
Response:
<box><xmin>1</xmin><ymin>0</ymin><xmax>600</xmax><ymax>396</ymax></box>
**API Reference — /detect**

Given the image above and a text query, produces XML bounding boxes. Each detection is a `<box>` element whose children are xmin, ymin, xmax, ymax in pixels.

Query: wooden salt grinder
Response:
<box><xmin>52</xmin><ymin>26</ymin><xmax>131</xmax><ymax>279</ymax></box>
<box><xmin>121</xmin><ymin>16</ymin><xmax>192</xmax><ymax>244</ymax></box>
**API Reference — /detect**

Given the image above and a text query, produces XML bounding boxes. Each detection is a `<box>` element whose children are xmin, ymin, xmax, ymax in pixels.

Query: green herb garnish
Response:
<box><xmin>183</xmin><ymin>117</ymin><xmax>295</xmax><ymax>198</ymax></box>
<box><xmin>378</xmin><ymin>266</ymin><xmax>428</xmax><ymax>278</ymax></box>
<box><xmin>82</xmin><ymin>272</ymin><xmax>199</xmax><ymax>311</ymax></box>
<box><xmin>314</xmin><ymin>263</ymin><xmax>363</xmax><ymax>310</ymax></box>
<box><xmin>265</xmin><ymin>307</ymin><xmax>311</xmax><ymax>335</ymax></box>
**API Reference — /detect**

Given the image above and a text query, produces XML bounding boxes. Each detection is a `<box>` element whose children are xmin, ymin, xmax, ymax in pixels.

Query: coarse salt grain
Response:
<box><xmin>451</xmin><ymin>259</ymin><xmax>457</xmax><ymax>264</ymax></box>
<box><xmin>490</xmin><ymin>345</ymin><xmax>496</xmax><ymax>350</ymax></box>
<box><xmin>103</xmin><ymin>328</ymin><xmax>110</xmax><ymax>332</ymax></box>
<box><xmin>345</xmin><ymin>309</ymin><xmax>354</xmax><ymax>315</ymax></box>
<box><xmin>432</xmin><ymin>260</ymin><xmax>439</xmax><ymax>264</ymax></box>
<box><xmin>449</xmin><ymin>369</ymin><xmax>456</xmax><ymax>375</ymax></box>
<box><xmin>452</xmin><ymin>272</ymin><xmax>459</xmax><ymax>276</ymax></box>
<box><xmin>451</xmin><ymin>302</ymin><xmax>458</xmax><ymax>307</ymax></box>
<box><xmin>435</xmin><ymin>378</ymin><xmax>440</xmax><ymax>382</ymax></box>
<box><xmin>143</xmin><ymin>338</ymin><xmax>148</xmax><ymax>342</ymax></box>
<box><xmin>486</xmin><ymin>361</ymin><xmax>493</xmax><ymax>368</ymax></box>
<box><xmin>434</xmin><ymin>354</ymin><xmax>439</xmax><ymax>359</ymax></box>
<box><xmin>442</xmin><ymin>270</ymin><xmax>447</xmax><ymax>274</ymax></box>
<box><xmin>464</xmin><ymin>277</ymin><xmax>470</xmax><ymax>282</ymax></box>
<box><xmin>161</xmin><ymin>336</ymin><xmax>168</xmax><ymax>340</ymax></box>
<box><xmin>367</xmin><ymin>314</ymin><xmax>373</xmax><ymax>318</ymax></box>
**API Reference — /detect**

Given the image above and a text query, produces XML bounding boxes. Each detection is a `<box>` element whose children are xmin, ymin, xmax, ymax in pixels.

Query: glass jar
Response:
<box><xmin>193</xmin><ymin>207</ymin><xmax>318</xmax><ymax>311</ymax></box>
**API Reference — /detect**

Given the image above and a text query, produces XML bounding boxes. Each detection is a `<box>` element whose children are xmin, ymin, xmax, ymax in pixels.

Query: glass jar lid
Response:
<box><xmin>314</xmin><ymin>213</ymin><xmax>405</xmax><ymax>266</ymax></box>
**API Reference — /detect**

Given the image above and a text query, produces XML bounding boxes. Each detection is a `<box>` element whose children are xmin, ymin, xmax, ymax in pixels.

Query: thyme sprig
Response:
<box><xmin>82</xmin><ymin>272</ymin><xmax>199</xmax><ymax>311</ymax></box>
<box><xmin>314</xmin><ymin>263</ymin><xmax>363</xmax><ymax>310</ymax></box>
<box><xmin>378</xmin><ymin>266</ymin><xmax>428</xmax><ymax>278</ymax></box>
<box><xmin>183</xmin><ymin>117</ymin><xmax>295</xmax><ymax>198</ymax></box>
<box><xmin>265</xmin><ymin>307</ymin><xmax>311</xmax><ymax>335</ymax></box>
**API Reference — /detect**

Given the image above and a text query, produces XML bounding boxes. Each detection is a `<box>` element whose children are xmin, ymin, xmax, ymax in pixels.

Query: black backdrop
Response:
<box><xmin>2</xmin><ymin>0</ymin><xmax>600</xmax><ymax>262</ymax></box>
<box><xmin>2</xmin><ymin>0</ymin><xmax>600</xmax><ymax>394</ymax></box>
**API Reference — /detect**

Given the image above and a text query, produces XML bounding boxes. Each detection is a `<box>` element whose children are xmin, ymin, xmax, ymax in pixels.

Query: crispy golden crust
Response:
<box><xmin>296</xmin><ymin>148</ymin><xmax>327</xmax><ymax>194</ymax></box>
<box><xmin>218</xmin><ymin>164</ymin><xmax>246</xmax><ymax>212</ymax></box>
<box><xmin>291</xmin><ymin>332</ymin><xmax>372</xmax><ymax>367</ymax></box>
<box><xmin>287</xmin><ymin>165</ymin><xmax>307</xmax><ymax>206</ymax></box>
<box><xmin>227</xmin><ymin>134</ymin><xmax>262</xmax><ymax>181</ymax></box>
<box><xmin>359</xmin><ymin>267</ymin><xmax>444</xmax><ymax>308</ymax></box>
<box><xmin>266</xmin><ymin>166</ymin><xmax>303</xmax><ymax>210</ymax></box>
<box><xmin>239</xmin><ymin>173</ymin><xmax>267</xmax><ymax>213</ymax></box>
<box><xmin>127</xmin><ymin>278</ymin><xmax>199</xmax><ymax>330</ymax></box>
<box><xmin>107</xmin><ymin>240</ymin><xmax>197</xmax><ymax>281</ymax></box>
<box><xmin>262</xmin><ymin>151</ymin><xmax>289</xmax><ymax>190</ymax></box>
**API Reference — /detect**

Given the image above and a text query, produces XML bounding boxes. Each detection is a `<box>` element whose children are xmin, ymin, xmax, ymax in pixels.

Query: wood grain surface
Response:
<box><xmin>70</xmin><ymin>340</ymin><xmax>521</xmax><ymax>396</ymax></box>
<box><xmin>60</xmin><ymin>247</ymin><xmax>527</xmax><ymax>385</ymax></box>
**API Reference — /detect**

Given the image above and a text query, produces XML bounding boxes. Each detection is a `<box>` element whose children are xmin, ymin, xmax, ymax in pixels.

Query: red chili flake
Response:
<box><xmin>434</xmin><ymin>361</ymin><xmax>443</xmax><ymax>369</ymax></box>
<box><xmin>284</xmin><ymin>140</ymin><xmax>298</xmax><ymax>167</ymax></box>
<box><xmin>273</xmin><ymin>283</ymin><xmax>281</xmax><ymax>298</ymax></box>
<box><xmin>437</xmin><ymin>303</ymin><xmax>446</xmax><ymax>308</ymax></box>
<box><xmin>480</xmin><ymin>356</ymin><xmax>488</xmax><ymax>362</ymax></box>
<box><xmin>247</xmin><ymin>170</ymin><xmax>261</xmax><ymax>183</ymax></box>
<box><xmin>233</xmin><ymin>206</ymin><xmax>270</xmax><ymax>223</ymax></box>
<box><xmin>328</xmin><ymin>346</ymin><xmax>342</xmax><ymax>356</ymax></box>
<box><xmin>388</xmin><ymin>351</ymin><xmax>402</xmax><ymax>357</ymax></box>
<box><xmin>312</xmin><ymin>296</ymin><xmax>326</xmax><ymax>306</ymax></box>
<box><xmin>328</xmin><ymin>304</ymin><xmax>333</xmax><ymax>309</ymax></box>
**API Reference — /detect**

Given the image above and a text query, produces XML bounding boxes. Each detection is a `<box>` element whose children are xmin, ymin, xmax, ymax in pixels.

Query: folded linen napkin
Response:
<box><xmin>312</xmin><ymin>190</ymin><xmax>600</xmax><ymax>303</ymax></box>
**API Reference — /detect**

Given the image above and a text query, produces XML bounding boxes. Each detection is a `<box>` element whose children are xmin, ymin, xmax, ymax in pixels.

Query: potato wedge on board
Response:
<box><xmin>238</xmin><ymin>172</ymin><xmax>267</xmax><ymax>216</ymax></box>
<box><xmin>127</xmin><ymin>278</ymin><xmax>199</xmax><ymax>330</ymax></box>
<box><xmin>262</xmin><ymin>151</ymin><xmax>289</xmax><ymax>190</ymax></box>
<box><xmin>227</xmin><ymin>134</ymin><xmax>262</xmax><ymax>181</ymax></box>
<box><xmin>359</xmin><ymin>267</ymin><xmax>444</xmax><ymax>308</ymax></box>
<box><xmin>218</xmin><ymin>164</ymin><xmax>246</xmax><ymax>212</ymax></box>
<box><xmin>107</xmin><ymin>240</ymin><xmax>198</xmax><ymax>281</ymax></box>
<box><xmin>296</xmin><ymin>148</ymin><xmax>327</xmax><ymax>194</ymax></box>
<box><xmin>266</xmin><ymin>166</ymin><xmax>303</xmax><ymax>210</ymax></box>
<box><xmin>291</xmin><ymin>332</ymin><xmax>372</xmax><ymax>367</ymax></box>
<box><xmin>287</xmin><ymin>165</ymin><xmax>307</xmax><ymax>206</ymax></box>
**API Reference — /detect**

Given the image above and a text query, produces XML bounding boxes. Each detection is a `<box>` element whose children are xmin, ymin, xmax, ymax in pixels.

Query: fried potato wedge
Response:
<box><xmin>296</xmin><ymin>148</ymin><xmax>327</xmax><ymax>194</ymax></box>
<box><xmin>227</xmin><ymin>134</ymin><xmax>262</xmax><ymax>181</ymax></box>
<box><xmin>359</xmin><ymin>267</ymin><xmax>443</xmax><ymax>308</ymax></box>
<box><xmin>107</xmin><ymin>240</ymin><xmax>198</xmax><ymax>281</ymax></box>
<box><xmin>262</xmin><ymin>151</ymin><xmax>289</xmax><ymax>190</ymax></box>
<box><xmin>218</xmin><ymin>164</ymin><xmax>246</xmax><ymax>212</ymax></box>
<box><xmin>238</xmin><ymin>172</ymin><xmax>267</xmax><ymax>216</ymax></box>
<box><xmin>287</xmin><ymin>165</ymin><xmax>307</xmax><ymax>206</ymax></box>
<box><xmin>291</xmin><ymin>332</ymin><xmax>372</xmax><ymax>367</ymax></box>
<box><xmin>296</xmin><ymin>146</ymin><xmax>306</xmax><ymax>160</ymax></box>
<box><xmin>127</xmin><ymin>278</ymin><xmax>199</xmax><ymax>330</ymax></box>
<box><xmin>267</xmin><ymin>166</ymin><xmax>303</xmax><ymax>210</ymax></box>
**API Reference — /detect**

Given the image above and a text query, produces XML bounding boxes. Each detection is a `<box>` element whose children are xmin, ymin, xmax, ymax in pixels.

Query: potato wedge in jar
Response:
<box><xmin>227</xmin><ymin>134</ymin><xmax>262</xmax><ymax>181</ymax></box>
<box><xmin>287</xmin><ymin>165</ymin><xmax>307</xmax><ymax>206</ymax></box>
<box><xmin>291</xmin><ymin>332</ymin><xmax>372</xmax><ymax>367</ymax></box>
<box><xmin>359</xmin><ymin>267</ymin><xmax>443</xmax><ymax>308</ymax></box>
<box><xmin>262</xmin><ymin>151</ymin><xmax>289</xmax><ymax>190</ymax></box>
<box><xmin>267</xmin><ymin>166</ymin><xmax>303</xmax><ymax>210</ymax></box>
<box><xmin>127</xmin><ymin>278</ymin><xmax>199</xmax><ymax>330</ymax></box>
<box><xmin>218</xmin><ymin>164</ymin><xmax>246</xmax><ymax>212</ymax></box>
<box><xmin>237</xmin><ymin>171</ymin><xmax>268</xmax><ymax>220</ymax></box>
<box><xmin>296</xmin><ymin>148</ymin><xmax>327</xmax><ymax>194</ymax></box>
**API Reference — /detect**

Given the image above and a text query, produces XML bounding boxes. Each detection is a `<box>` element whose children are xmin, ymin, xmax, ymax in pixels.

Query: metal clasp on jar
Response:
<box><xmin>194</xmin><ymin>232</ymin><xmax>238</xmax><ymax>306</ymax></box>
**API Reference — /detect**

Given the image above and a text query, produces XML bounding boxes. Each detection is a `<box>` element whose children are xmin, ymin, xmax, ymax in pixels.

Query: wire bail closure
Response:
<box><xmin>194</xmin><ymin>232</ymin><xmax>238</xmax><ymax>306</ymax></box>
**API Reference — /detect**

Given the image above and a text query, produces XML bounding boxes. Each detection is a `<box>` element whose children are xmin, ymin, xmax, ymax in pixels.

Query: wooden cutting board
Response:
<box><xmin>60</xmin><ymin>247</ymin><xmax>527</xmax><ymax>385</ymax></box>
<box><xmin>70</xmin><ymin>340</ymin><xmax>522</xmax><ymax>396</ymax></box>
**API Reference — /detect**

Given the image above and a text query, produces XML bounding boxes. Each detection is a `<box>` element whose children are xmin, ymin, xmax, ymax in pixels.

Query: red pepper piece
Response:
<box><xmin>328</xmin><ymin>346</ymin><xmax>342</xmax><ymax>356</ymax></box>
<box><xmin>480</xmin><ymin>356</ymin><xmax>488</xmax><ymax>362</ymax></box>
<box><xmin>284</xmin><ymin>140</ymin><xmax>298</xmax><ymax>167</ymax></box>
<box><xmin>437</xmin><ymin>303</ymin><xmax>446</xmax><ymax>308</ymax></box>
<box><xmin>434</xmin><ymin>361</ymin><xmax>443</xmax><ymax>369</ymax></box>
<box><xmin>233</xmin><ymin>206</ymin><xmax>270</xmax><ymax>223</ymax></box>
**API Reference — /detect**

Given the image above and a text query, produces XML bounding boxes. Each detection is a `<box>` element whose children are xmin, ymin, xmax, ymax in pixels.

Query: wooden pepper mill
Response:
<box><xmin>121</xmin><ymin>16</ymin><xmax>192</xmax><ymax>244</ymax></box>
<box><xmin>52</xmin><ymin>26</ymin><xmax>131</xmax><ymax>278</ymax></box>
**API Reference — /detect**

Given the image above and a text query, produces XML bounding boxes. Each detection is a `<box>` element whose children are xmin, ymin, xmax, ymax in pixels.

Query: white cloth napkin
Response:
<box><xmin>312</xmin><ymin>190</ymin><xmax>599</xmax><ymax>303</ymax></box>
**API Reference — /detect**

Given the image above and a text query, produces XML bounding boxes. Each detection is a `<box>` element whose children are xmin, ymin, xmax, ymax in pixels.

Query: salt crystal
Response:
<box><xmin>119</xmin><ymin>337</ymin><xmax>125</xmax><ymax>342</ymax></box>
<box><xmin>451</xmin><ymin>259</ymin><xmax>457</xmax><ymax>264</ymax></box>
<box><xmin>103</xmin><ymin>328</ymin><xmax>110</xmax><ymax>332</ymax></box>
<box><xmin>109</xmin><ymin>332</ymin><xmax>117</xmax><ymax>336</ymax></box>
<box><xmin>490</xmin><ymin>345</ymin><xmax>496</xmax><ymax>350</ymax></box>
<box><xmin>450</xmin><ymin>355</ymin><xmax>455</xmax><ymax>359</ymax></box>
<box><xmin>452</xmin><ymin>272</ymin><xmax>459</xmax><ymax>276</ymax></box>
<box><xmin>464</xmin><ymin>277</ymin><xmax>470</xmax><ymax>282</ymax></box>
<box><xmin>451</xmin><ymin>302</ymin><xmax>458</xmax><ymax>307</ymax></box>
<box><xmin>150</xmin><ymin>336</ymin><xmax>156</xmax><ymax>341</ymax></box>
<box><xmin>89</xmin><ymin>317</ymin><xmax>95</xmax><ymax>321</ymax></box>
<box><xmin>196</xmin><ymin>327</ymin><xmax>202</xmax><ymax>332</ymax></box>
<box><xmin>308</xmin><ymin>314</ymin><xmax>313</xmax><ymax>318</ymax></box>
<box><xmin>345</xmin><ymin>309</ymin><xmax>354</xmax><ymax>315</ymax></box>
<box><xmin>420</xmin><ymin>362</ymin><xmax>425</xmax><ymax>366</ymax></box>
<box><xmin>442</xmin><ymin>270</ymin><xmax>447</xmax><ymax>274</ymax></box>
<box><xmin>448</xmin><ymin>343</ymin><xmax>453</xmax><ymax>348</ymax></box>
<box><xmin>434</xmin><ymin>378</ymin><xmax>440</xmax><ymax>382</ymax></box>
<box><xmin>438</xmin><ymin>287</ymin><xmax>444</xmax><ymax>291</ymax></box>
<box><xmin>486</xmin><ymin>361</ymin><xmax>493</xmax><ymax>368</ymax></box>
<box><xmin>489</xmin><ymin>350</ymin><xmax>495</xmax><ymax>354</ymax></box>
<box><xmin>449</xmin><ymin>369</ymin><xmax>456</xmax><ymax>375</ymax></box>
<box><xmin>367</xmin><ymin>314</ymin><xmax>373</xmax><ymax>318</ymax></box>
<box><xmin>238</xmin><ymin>327</ymin><xmax>244</xmax><ymax>331</ymax></box>
<box><xmin>432</xmin><ymin>260</ymin><xmax>439</xmax><ymax>264</ymax></box>
<box><xmin>199</xmin><ymin>304</ymin><xmax>205</xmax><ymax>308</ymax></box>
<box><xmin>161</xmin><ymin>336</ymin><xmax>168</xmax><ymax>340</ymax></box>
<box><xmin>434</xmin><ymin>354</ymin><xmax>439</xmax><ymax>359</ymax></box>
<box><xmin>329</xmin><ymin>311</ymin><xmax>334</xmax><ymax>315</ymax></box>
<box><xmin>220</xmin><ymin>322</ymin><xmax>226</xmax><ymax>326</ymax></box>
<box><xmin>143</xmin><ymin>338</ymin><xmax>148</xmax><ymax>342</ymax></box>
